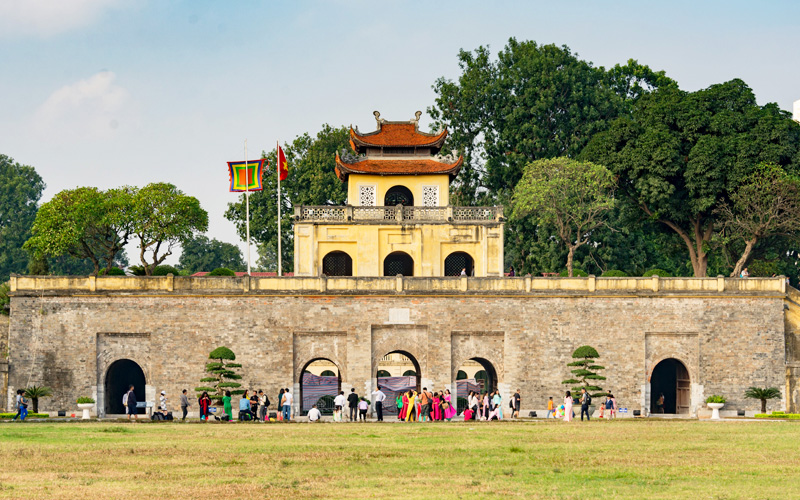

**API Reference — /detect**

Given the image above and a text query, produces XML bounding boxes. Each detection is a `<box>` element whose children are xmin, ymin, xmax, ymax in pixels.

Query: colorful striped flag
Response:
<box><xmin>227</xmin><ymin>159</ymin><xmax>265</xmax><ymax>192</ymax></box>
<box><xmin>277</xmin><ymin>146</ymin><xmax>288</xmax><ymax>181</ymax></box>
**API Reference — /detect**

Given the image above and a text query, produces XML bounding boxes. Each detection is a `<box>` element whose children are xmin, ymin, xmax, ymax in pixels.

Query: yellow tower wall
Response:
<box><xmin>347</xmin><ymin>174</ymin><xmax>450</xmax><ymax>206</ymax></box>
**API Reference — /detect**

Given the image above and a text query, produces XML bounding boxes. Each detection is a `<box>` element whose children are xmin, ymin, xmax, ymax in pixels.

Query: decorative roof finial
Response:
<box><xmin>413</xmin><ymin>111</ymin><xmax>422</xmax><ymax>124</ymax></box>
<box><xmin>373</xmin><ymin>110</ymin><xmax>384</xmax><ymax>127</ymax></box>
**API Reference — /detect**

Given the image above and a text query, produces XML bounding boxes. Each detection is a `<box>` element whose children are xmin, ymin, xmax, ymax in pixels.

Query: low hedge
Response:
<box><xmin>754</xmin><ymin>412</ymin><xmax>800</xmax><ymax>419</ymax></box>
<box><xmin>0</xmin><ymin>413</ymin><xmax>49</xmax><ymax>419</ymax></box>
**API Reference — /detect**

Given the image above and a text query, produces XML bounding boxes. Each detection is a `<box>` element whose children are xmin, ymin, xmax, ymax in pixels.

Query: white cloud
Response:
<box><xmin>33</xmin><ymin>71</ymin><xmax>132</xmax><ymax>140</ymax></box>
<box><xmin>0</xmin><ymin>0</ymin><xmax>125</xmax><ymax>37</ymax></box>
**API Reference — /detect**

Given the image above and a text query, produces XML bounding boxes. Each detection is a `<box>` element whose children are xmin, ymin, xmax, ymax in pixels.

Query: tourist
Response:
<box><xmin>508</xmin><ymin>266</ymin><xmax>515</xmax><ymax>277</ymax></box>
<box><xmin>334</xmin><ymin>391</ymin><xmax>346</xmax><ymax>422</ymax></box>
<box><xmin>250</xmin><ymin>391</ymin><xmax>260</xmax><ymax>421</ymax></box>
<box><xmin>180</xmin><ymin>389</ymin><xmax>190</xmax><ymax>421</ymax></box>
<box><xmin>398</xmin><ymin>391</ymin><xmax>408</xmax><ymax>420</ymax></box>
<box><xmin>308</xmin><ymin>404</ymin><xmax>322</xmax><ymax>422</ymax></box>
<box><xmin>482</xmin><ymin>392</ymin><xmax>491</xmax><ymax>420</ymax></box>
<box><xmin>259</xmin><ymin>390</ymin><xmax>270</xmax><ymax>421</ymax></box>
<box><xmin>159</xmin><ymin>390</ymin><xmax>168</xmax><ymax>418</ymax></box>
<box><xmin>419</xmin><ymin>387</ymin><xmax>431</xmax><ymax>422</ymax></box>
<box><xmin>468</xmin><ymin>391</ymin><xmax>479</xmax><ymax>420</ymax></box>
<box><xmin>563</xmin><ymin>391</ymin><xmax>573</xmax><ymax>422</ymax></box>
<box><xmin>491</xmin><ymin>390</ymin><xmax>503</xmax><ymax>420</ymax></box>
<box><xmin>11</xmin><ymin>389</ymin><xmax>23</xmax><ymax>421</ymax></box>
<box><xmin>405</xmin><ymin>390</ymin><xmax>416</xmax><ymax>422</ymax></box>
<box><xmin>580</xmin><ymin>388</ymin><xmax>591</xmax><ymax>421</ymax></box>
<box><xmin>606</xmin><ymin>393</ymin><xmax>616</xmax><ymax>419</ymax></box>
<box><xmin>513</xmin><ymin>388</ymin><xmax>521</xmax><ymax>419</ymax></box>
<box><xmin>358</xmin><ymin>397</ymin><xmax>369</xmax><ymax>421</ymax></box>
<box><xmin>277</xmin><ymin>388</ymin><xmax>285</xmax><ymax>420</ymax></box>
<box><xmin>546</xmin><ymin>396</ymin><xmax>554</xmax><ymax>418</ymax></box>
<box><xmin>219</xmin><ymin>390</ymin><xmax>232</xmax><ymax>421</ymax></box>
<box><xmin>239</xmin><ymin>390</ymin><xmax>253</xmax><ymax>420</ymax></box>
<box><xmin>443</xmin><ymin>389</ymin><xmax>456</xmax><ymax>421</ymax></box>
<box><xmin>126</xmin><ymin>385</ymin><xmax>138</xmax><ymax>421</ymax></box>
<box><xmin>198</xmin><ymin>391</ymin><xmax>211</xmax><ymax>421</ymax></box>
<box><xmin>282</xmin><ymin>388</ymin><xmax>293</xmax><ymax>421</ymax></box>
<box><xmin>371</xmin><ymin>385</ymin><xmax>386</xmax><ymax>421</ymax></box>
<box><xmin>432</xmin><ymin>392</ymin><xmax>442</xmax><ymax>421</ymax></box>
<box><xmin>460</xmin><ymin>268</ymin><xmax>467</xmax><ymax>276</ymax></box>
<box><xmin>741</xmin><ymin>267</ymin><xmax>750</xmax><ymax>278</ymax></box>
<box><xmin>657</xmin><ymin>393</ymin><xmax>665</xmax><ymax>414</ymax></box>
<box><xmin>347</xmin><ymin>388</ymin><xmax>359</xmax><ymax>422</ymax></box>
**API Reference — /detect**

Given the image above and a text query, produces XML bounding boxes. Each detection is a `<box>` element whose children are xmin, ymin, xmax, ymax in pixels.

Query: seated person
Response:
<box><xmin>308</xmin><ymin>404</ymin><xmax>322</xmax><ymax>422</ymax></box>
<box><xmin>239</xmin><ymin>393</ymin><xmax>253</xmax><ymax>420</ymax></box>
<box><xmin>463</xmin><ymin>408</ymin><xmax>474</xmax><ymax>421</ymax></box>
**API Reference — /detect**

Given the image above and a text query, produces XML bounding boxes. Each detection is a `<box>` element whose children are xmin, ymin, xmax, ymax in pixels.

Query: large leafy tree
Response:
<box><xmin>131</xmin><ymin>183</ymin><xmax>208</xmax><ymax>275</ymax></box>
<box><xmin>25</xmin><ymin>187</ymin><xmax>135</xmax><ymax>276</ymax></box>
<box><xmin>428</xmin><ymin>39</ymin><xmax>674</xmax><ymax>202</ymax></box>
<box><xmin>0</xmin><ymin>155</ymin><xmax>44</xmax><ymax>282</ymax></box>
<box><xmin>225</xmin><ymin>124</ymin><xmax>350</xmax><ymax>272</ymax></box>
<box><xmin>715</xmin><ymin>164</ymin><xmax>800</xmax><ymax>277</ymax></box>
<box><xmin>178</xmin><ymin>235</ymin><xmax>245</xmax><ymax>274</ymax></box>
<box><xmin>582</xmin><ymin>79</ymin><xmax>800</xmax><ymax>276</ymax></box>
<box><xmin>511</xmin><ymin>158</ymin><xmax>616</xmax><ymax>277</ymax></box>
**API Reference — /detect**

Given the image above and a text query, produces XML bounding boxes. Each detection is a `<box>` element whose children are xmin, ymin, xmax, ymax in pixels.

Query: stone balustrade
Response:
<box><xmin>8</xmin><ymin>274</ymin><xmax>787</xmax><ymax>296</ymax></box>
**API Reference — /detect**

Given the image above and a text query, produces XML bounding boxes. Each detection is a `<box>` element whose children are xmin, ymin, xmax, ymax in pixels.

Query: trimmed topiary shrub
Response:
<box><xmin>152</xmin><ymin>265</ymin><xmax>180</xmax><ymax>276</ymax></box>
<box><xmin>196</xmin><ymin>346</ymin><xmax>244</xmax><ymax>405</ymax></box>
<box><xmin>601</xmin><ymin>270</ymin><xmax>627</xmax><ymax>277</ymax></box>
<box><xmin>643</xmin><ymin>269</ymin><xmax>672</xmax><ymax>277</ymax></box>
<box><xmin>562</xmin><ymin>345</ymin><xmax>606</xmax><ymax>398</ymax></box>
<box><xmin>99</xmin><ymin>267</ymin><xmax>126</xmax><ymax>276</ymax></box>
<box><xmin>558</xmin><ymin>269</ymin><xmax>588</xmax><ymax>277</ymax></box>
<box><xmin>208</xmin><ymin>267</ymin><xmax>236</xmax><ymax>276</ymax></box>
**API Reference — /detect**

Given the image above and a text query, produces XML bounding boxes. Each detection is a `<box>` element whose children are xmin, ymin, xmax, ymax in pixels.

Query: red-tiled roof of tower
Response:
<box><xmin>349</xmin><ymin>123</ymin><xmax>448</xmax><ymax>152</ymax></box>
<box><xmin>334</xmin><ymin>152</ymin><xmax>463</xmax><ymax>181</ymax></box>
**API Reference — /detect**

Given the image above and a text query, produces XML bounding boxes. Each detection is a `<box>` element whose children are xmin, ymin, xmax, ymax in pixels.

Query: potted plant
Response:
<box><xmin>76</xmin><ymin>397</ymin><xmax>95</xmax><ymax>420</ymax></box>
<box><xmin>706</xmin><ymin>395</ymin><xmax>726</xmax><ymax>420</ymax></box>
<box><xmin>744</xmin><ymin>387</ymin><xmax>781</xmax><ymax>414</ymax></box>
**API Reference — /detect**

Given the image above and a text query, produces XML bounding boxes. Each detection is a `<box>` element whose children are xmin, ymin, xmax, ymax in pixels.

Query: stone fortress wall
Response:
<box><xmin>5</xmin><ymin>275</ymin><xmax>797</xmax><ymax>417</ymax></box>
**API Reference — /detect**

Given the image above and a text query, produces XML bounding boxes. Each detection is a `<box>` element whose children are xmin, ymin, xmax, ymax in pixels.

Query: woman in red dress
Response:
<box><xmin>432</xmin><ymin>392</ymin><xmax>442</xmax><ymax>421</ymax></box>
<box><xmin>398</xmin><ymin>392</ymin><xmax>408</xmax><ymax>420</ymax></box>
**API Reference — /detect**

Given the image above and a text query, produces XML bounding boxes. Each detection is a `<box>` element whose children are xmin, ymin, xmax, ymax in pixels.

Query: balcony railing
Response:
<box><xmin>294</xmin><ymin>205</ymin><xmax>504</xmax><ymax>224</ymax></box>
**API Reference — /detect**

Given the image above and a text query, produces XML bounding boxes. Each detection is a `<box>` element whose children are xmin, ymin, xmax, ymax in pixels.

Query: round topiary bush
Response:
<box><xmin>559</xmin><ymin>269</ymin><xmax>588</xmax><ymax>277</ymax></box>
<box><xmin>99</xmin><ymin>267</ymin><xmax>126</xmax><ymax>276</ymax></box>
<box><xmin>643</xmin><ymin>269</ymin><xmax>672</xmax><ymax>277</ymax></box>
<box><xmin>601</xmin><ymin>270</ymin><xmax>627</xmax><ymax>277</ymax></box>
<box><xmin>152</xmin><ymin>265</ymin><xmax>180</xmax><ymax>276</ymax></box>
<box><xmin>208</xmin><ymin>267</ymin><xmax>236</xmax><ymax>276</ymax></box>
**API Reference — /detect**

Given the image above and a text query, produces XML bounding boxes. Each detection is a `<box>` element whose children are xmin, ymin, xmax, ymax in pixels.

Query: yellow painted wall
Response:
<box><xmin>347</xmin><ymin>174</ymin><xmax>450</xmax><ymax>206</ymax></box>
<box><xmin>293</xmin><ymin>222</ymin><xmax>505</xmax><ymax>277</ymax></box>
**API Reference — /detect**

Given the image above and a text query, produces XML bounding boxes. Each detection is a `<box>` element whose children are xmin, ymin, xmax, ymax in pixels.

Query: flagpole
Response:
<box><xmin>277</xmin><ymin>140</ymin><xmax>282</xmax><ymax>277</ymax></box>
<box><xmin>245</xmin><ymin>139</ymin><xmax>251</xmax><ymax>276</ymax></box>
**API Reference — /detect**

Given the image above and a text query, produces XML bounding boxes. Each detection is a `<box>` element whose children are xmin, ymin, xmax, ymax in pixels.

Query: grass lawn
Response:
<box><xmin>0</xmin><ymin>419</ymin><xmax>798</xmax><ymax>499</ymax></box>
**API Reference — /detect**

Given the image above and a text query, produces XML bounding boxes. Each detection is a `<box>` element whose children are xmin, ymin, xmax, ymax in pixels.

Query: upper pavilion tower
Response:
<box><xmin>293</xmin><ymin>111</ymin><xmax>504</xmax><ymax>277</ymax></box>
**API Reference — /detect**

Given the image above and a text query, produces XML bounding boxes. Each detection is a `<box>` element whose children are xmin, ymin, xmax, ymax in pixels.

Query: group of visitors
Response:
<box><xmin>330</xmin><ymin>389</ymin><xmax>371</xmax><ymax>422</ymax></box>
<box><xmin>462</xmin><ymin>389</ymin><xmax>521</xmax><ymax>421</ymax></box>
<box><xmin>394</xmin><ymin>388</ymin><xmax>457</xmax><ymax>421</ymax></box>
<box><xmin>548</xmin><ymin>389</ymin><xmax>618</xmax><ymax>422</ymax></box>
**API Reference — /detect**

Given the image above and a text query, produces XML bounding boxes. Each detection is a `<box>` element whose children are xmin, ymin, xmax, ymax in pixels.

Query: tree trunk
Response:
<box><xmin>761</xmin><ymin>398</ymin><xmax>767</xmax><ymax>414</ymax></box>
<box><xmin>566</xmin><ymin>245</ymin><xmax>575</xmax><ymax>277</ymax></box>
<box><xmin>32</xmin><ymin>397</ymin><xmax>39</xmax><ymax>413</ymax></box>
<box><xmin>657</xmin><ymin>216</ymin><xmax>712</xmax><ymax>277</ymax></box>
<box><xmin>730</xmin><ymin>239</ymin><xmax>756</xmax><ymax>278</ymax></box>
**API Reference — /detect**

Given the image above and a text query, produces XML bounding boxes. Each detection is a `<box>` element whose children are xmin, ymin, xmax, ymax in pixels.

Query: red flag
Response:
<box><xmin>277</xmin><ymin>145</ymin><xmax>288</xmax><ymax>181</ymax></box>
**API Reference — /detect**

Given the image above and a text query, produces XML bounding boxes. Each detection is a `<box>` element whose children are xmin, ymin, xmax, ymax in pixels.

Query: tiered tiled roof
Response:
<box><xmin>349</xmin><ymin>124</ymin><xmax>448</xmax><ymax>153</ymax></box>
<box><xmin>334</xmin><ymin>152</ymin><xmax>463</xmax><ymax>181</ymax></box>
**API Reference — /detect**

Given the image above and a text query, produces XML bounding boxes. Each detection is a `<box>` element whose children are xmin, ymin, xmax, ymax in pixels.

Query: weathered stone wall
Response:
<box><xmin>1</xmin><ymin>314</ymin><xmax>8</xmax><ymax>411</ymax></box>
<box><xmin>6</xmin><ymin>284</ymin><xmax>788</xmax><ymax>417</ymax></box>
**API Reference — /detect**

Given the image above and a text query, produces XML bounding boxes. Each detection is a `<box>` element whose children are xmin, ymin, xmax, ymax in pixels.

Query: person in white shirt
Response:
<box><xmin>281</xmin><ymin>388</ymin><xmax>293</xmax><ymax>421</ymax></box>
<box><xmin>333</xmin><ymin>391</ymin><xmax>346</xmax><ymax>422</ymax></box>
<box><xmin>371</xmin><ymin>386</ymin><xmax>387</xmax><ymax>421</ymax></box>
<box><xmin>307</xmin><ymin>404</ymin><xmax>322</xmax><ymax>422</ymax></box>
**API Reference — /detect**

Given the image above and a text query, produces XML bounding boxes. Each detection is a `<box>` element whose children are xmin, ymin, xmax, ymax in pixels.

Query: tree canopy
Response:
<box><xmin>178</xmin><ymin>235</ymin><xmax>245</xmax><ymax>274</ymax></box>
<box><xmin>0</xmin><ymin>155</ymin><xmax>44</xmax><ymax>282</ymax></box>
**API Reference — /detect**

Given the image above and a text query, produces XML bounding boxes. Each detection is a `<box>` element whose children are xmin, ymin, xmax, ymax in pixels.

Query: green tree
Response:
<box><xmin>0</xmin><ymin>155</ymin><xmax>45</xmax><ymax>282</ymax></box>
<box><xmin>744</xmin><ymin>387</ymin><xmax>781</xmax><ymax>414</ymax></box>
<box><xmin>715</xmin><ymin>164</ymin><xmax>800</xmax><ymax>277</ymax></box>
<box><xmin>582</xmin><ymin>79</ymin><xmax>800</xmax><ymax>276</ymax></box>
<box><xmin>225</xmin><ymin>125</ymin><xmax>350</xmax><ymax>272</ymax></box>
<box><xmin>48</xmin><ymin>250</ymin><xmax>129</xmax><ymax>276</ymax></box>
<box><xmin>132</xmin><ymin>183</ymin><xmax>208</xmax><ymax>275</ymax></box>
<box><xmin>562</xmin><ymin>345</ymin><xmax>606</xmax><ymax>398</ymax></box>
<box><xmin>428</xmin><ymin>39</ymin><xmax>674</xmax><ymax>202</ymax></box>
<box><xmin>511</xmin><ymin>158</ymin><xmax>616</xmax><ymax>277</ymax></box>
<box><xmin>0</xmin><ymin>281</ymin><xmax>10</xmax><ymax>316</ymax></box>
<box><xmin>24</xmin><ymin>385</ymin><xmax>52</xmax><ymax>413</ymax></box>
<box><xmin>178</xmin><ymin>235</ymin><xmax>245</xmax><ymax>274</ymax></box>
<box><xmin>24</xmin><ymin>187</ymin><xmax>135</xmax><ymax>276</ymax></box>
<box><xmin>195</xmin><ymin>346</ymin><xmax>244</xmax><ymax>405</ymax></box>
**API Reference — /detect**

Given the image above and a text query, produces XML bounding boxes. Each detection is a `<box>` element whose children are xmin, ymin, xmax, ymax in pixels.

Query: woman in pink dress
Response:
<box><xmin>399</xmin><ymin>392</ymin><xmax>408</xmax><ymax>420</ymax></box>
<box><xmin>432</xmin><ymin>392</ymin><xmax>442</xmax><ymax>421</ymax></box>
<box><xmin>444</xmin><ymin>389</ymin><xmax>456</xmax><ymax>421</ymax></box>
<box><xmin>563</xmin><ymin>391</ymin><xmax>573</xmax><ymax>422</ymax></box>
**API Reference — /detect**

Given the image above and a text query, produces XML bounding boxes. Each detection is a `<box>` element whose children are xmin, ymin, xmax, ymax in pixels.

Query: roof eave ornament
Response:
<box><xmin>412</xmin><ymin>110</ymin><xmax>422</xmax><ymax>130</ymax></box>
<box><xmin>373</xmin><ymin>110</ymin><xmax>384</xmax><ymax>129</ymax></box>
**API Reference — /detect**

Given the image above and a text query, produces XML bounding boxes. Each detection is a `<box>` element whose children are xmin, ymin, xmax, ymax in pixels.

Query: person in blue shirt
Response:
<box><xmin>239</xmin><ymin>390</ymin><xmax>253</xmax><ymax>421</ymax></box>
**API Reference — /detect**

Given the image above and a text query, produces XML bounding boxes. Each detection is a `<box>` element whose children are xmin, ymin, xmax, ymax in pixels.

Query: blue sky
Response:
<box><xmin>1</xmin><ymin>0</ymin><xmax>799</xmax><ymax>267</ymax></box>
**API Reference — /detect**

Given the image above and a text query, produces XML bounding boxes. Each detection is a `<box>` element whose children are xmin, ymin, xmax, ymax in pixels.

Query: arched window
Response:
<box><xmin>377</xmin><ymin>370</ymin><xmax>392</xmax><ymax>378</ymax></box>
<box><xmin>456</xmin><ymin>370</ymin><xmax>468</xmax><ymax>380</ymax></box>
<box><xmin>444</xmin><ymin>251</ymin><xmax>474</xmax><ymax>276</ymax></box>
<box><xmin>384</xmin><ymin>251</ymin><xmax>414</xmax><ymax>276</ymax></box>
<box><xmin>322</xmin><ymin>251</ymin><xmax>353</xmax><ymax>276</ymax></box>
<box><xmin>320</xmin><ymin>370</ymin><xmax>336</xmax><ymax>377</ymax></box>
<box><xmin>403</xmin><ymin>369</ymin><xmax>417</xmax><ymax>377</ymax></box>
<box><xmin>384</xmin><ymin>185</ymin><xmax>414</xmax><ymax>206</ymax></box>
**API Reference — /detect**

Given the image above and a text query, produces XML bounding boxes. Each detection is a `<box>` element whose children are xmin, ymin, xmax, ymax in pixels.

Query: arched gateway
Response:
<box><xmin>104</xmin><ymin>359</ymin><xmax>146</xmax><ymax>415</ymax></box>
<box><xmin>650</xmin><ymin>358</ymin><xmax>691</xmax><ymax>414</ymax></box>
